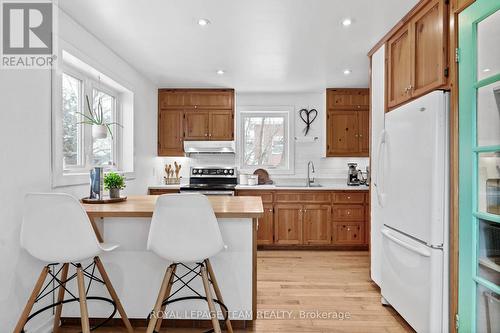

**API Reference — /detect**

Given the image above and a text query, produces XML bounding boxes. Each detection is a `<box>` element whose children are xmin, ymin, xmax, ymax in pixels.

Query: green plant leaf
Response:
<box><xmin>105</xmin><ymin>123</ymin><xmax>114</xmax><ymax>140</ymax></box>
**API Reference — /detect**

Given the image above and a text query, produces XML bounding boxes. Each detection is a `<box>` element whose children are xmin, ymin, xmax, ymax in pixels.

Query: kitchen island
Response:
<box><xmin>68</xmin><ymin>195</ymin><xmax>263</xmax><ymax>324</ymax></box>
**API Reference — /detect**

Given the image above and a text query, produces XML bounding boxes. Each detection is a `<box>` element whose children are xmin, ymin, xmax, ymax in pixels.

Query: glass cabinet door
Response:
<box><xmin>459</xmin><ymin>1</ymin><xmax>500</xmax><ymax>332</ymax></box>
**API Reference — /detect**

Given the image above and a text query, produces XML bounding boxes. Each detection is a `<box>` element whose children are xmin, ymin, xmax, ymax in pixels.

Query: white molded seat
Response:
<box><xmin>147</xmin><ymin>193</ymin><xmax>224</xmax><ymax>263</ymax></box>
<box><xmin>21</xmin><ymin>193</ymin><xmax>118</xmax><ymax>263</ymax></box>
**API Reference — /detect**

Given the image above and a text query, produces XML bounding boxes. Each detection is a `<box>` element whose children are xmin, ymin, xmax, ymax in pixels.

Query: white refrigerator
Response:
<box><xmin>378</xmin><ymin>91</ymin><xmax>449</xmax><ymax>333</ymax></box>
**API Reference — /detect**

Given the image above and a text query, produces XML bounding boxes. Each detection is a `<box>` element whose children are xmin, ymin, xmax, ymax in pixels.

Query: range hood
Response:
<box><xmin>184</xmin><ymin>141</ymin><xmax>235</xmax><ymax>155</ymax></box>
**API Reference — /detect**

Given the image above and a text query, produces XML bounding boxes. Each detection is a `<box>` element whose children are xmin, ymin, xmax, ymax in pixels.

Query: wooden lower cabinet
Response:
<box><xmin>258</xmin><ymin>204</ymin><xmax>274</xmax><ymax>245</ymax></box>
<box><xmin>333</xmin><ymin>222</ymin><xmax>365</xmax><ymax>245</ymax></box>
<box><xmin>274</xmin><ymin>204</ymin><xmax>303</xmax><ymax>245</ymax></box>
<box><xmin>303</xmin><ymin>204</ymin><xmax>331</xmax><ymax>245</ymax></box>
<box><xmin>236</xmin><ymin>189</ymin><xmax>368</xmax><ymax>249</ymax></box>
<box><xmin>148</xmin><ymin>188</ymin><xmax>179</xmax><ymax>195</ymax></box>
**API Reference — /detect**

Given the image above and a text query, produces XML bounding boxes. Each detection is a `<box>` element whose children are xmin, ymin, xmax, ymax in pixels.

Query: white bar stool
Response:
<box><xmin>146</xmin><ymin>193</ymin><xmax>233</xmax><ymax>333</ymax></box>
<box><xmin>14</xmin><ymin>193</ymin><xmax>133</xmax><ymax>333</ymax></box>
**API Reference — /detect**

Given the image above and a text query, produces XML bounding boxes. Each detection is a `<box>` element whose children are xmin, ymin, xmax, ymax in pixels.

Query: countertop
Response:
<box><xmin>83</xmin><ymin>195</ymin><xmax>264</xmax><ymax>219</ymax></box>
<box><xmin>148</xmin><ymin>182</ymin><xmax>369</xmax><ymax>191</ymax></box>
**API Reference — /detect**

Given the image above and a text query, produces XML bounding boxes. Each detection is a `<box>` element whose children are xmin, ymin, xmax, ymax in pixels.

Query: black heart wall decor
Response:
<box><xmin>299</xmin><ymin>108</ymin><xmax>318</xmax><ymax>135</ymax></box>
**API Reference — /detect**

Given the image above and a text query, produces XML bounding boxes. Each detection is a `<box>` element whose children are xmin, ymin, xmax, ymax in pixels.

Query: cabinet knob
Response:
<box><xmin>205</xmin><ymin>133</ymin><xmax>208</xmax><ymax>136</ymax></box>
<box><xmin>359</xmin><ymin>134</ymin><xmax>363</xmax><ymax>137</ymax></box>
<box><xmin>347</xmin><ymin>196</ymin><xmax>351</xmax><ymax>199</ymax></box>
<box><xmin>347</xmin><ymin>211</ymin><xmax>351</xmax><ymax>215</ymax></box>
<box><xmin>268</xmin><ymin>209</ymin><xmax>273</xmax><ymax>212</ymax></box>
<box><xmin>209</xmin><ymin>133</ymin><xmax>212</xmax><ymax>137</ymax></box>
<box><xmin>347</xmin><ymin>227</ymin><xmax>351</xmax><ymax>231</ymax></box>
<box><xmin>357</xmin><ymin>105</ymin><xmax>360</xmax><ymax>109</ymax></box>
<box><xmin>194</xmin><ymin>105</ymin><xmax>198</xmax><ymax>109</ymax></box>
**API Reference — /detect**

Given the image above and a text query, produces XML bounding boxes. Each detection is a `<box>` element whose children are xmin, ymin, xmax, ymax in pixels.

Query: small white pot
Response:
<box><xmin>92</xmin><ymin>125</ymin><xmax>108</xmax><ymax>139</ymax></box>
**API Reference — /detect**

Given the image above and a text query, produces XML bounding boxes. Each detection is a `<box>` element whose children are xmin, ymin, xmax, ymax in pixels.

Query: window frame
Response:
<box><xmin>237</xmin><ymin>106</ymin><xmax>295</xmax><ymax>174</ymax></box>
<box><xmin>60</xmin><ymin>64</ymin><xmax>121</xmax><ymax>174</ymax></box>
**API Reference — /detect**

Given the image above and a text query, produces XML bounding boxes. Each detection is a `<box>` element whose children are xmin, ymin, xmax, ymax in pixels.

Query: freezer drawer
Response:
<box><xmin>381</xmin><ymin>227</ymin><xmax>445</xmax><ymax>333</ymax></box>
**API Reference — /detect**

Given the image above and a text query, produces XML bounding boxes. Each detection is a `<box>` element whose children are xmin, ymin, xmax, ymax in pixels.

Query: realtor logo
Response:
<box><xmin>1</xmin><ymin>1</ymin><xmax>56</xmax><ymax>69</ymax></box>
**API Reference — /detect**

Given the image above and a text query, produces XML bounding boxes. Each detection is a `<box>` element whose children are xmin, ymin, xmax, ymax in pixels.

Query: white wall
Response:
<box><xmin>154</xmin><ymin>92</ymin><xmax>369</xmax><ymax>183</ymax></box>
<box><xmin>0</xmin><ymin>10</ymin><xmax>156</xmax><ymax>331</ymax></box>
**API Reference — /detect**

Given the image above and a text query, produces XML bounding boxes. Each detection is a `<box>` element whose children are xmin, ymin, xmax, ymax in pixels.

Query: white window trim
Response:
<box><xmin>237</xmin><ymin>105</ymin><xmax>295</xmax><ymax>175</ymax></box>
<box><xmin>52</xmin><ymin>47</ymin><xmax>135</xmax><ymax>188</ymax></box>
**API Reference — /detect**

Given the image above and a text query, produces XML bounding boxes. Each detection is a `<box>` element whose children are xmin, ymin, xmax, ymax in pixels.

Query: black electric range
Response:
<box><xmin>180</xmin><ymin>167</ymin><xmax>237</xmax><ymax>195</ymax></box>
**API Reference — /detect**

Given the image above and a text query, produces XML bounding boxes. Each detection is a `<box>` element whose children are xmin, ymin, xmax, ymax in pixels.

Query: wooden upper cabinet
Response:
<box><xmin>386</xmin><ymin>0</ymin><xmax>448</xmax><ymax>110</ymax></box>
<box><xmin>184</xmin><ymin>111</ymin><xmax>209</xmax><ymax>140</ymax></box>
<box><xmin>358</xmin><ymin>111</ymin><xmax>369</xmax><ymax>154</ymax></box>
<box><xmin>209</xmin><ymin>111</ymin><xmax>234</xmax><ymax>140</ymax></box>
<box><xmin>327</xmin><ymin>111</ymin><xmax>359</xmax><ymax>156</ymax></box>
<box><xmin>158</xmin><ymin>110</ymin><xmax>184</xmax><ymax>156</ymax></box>
<box><xmin>274</xmin><ymin>204</ymin><xmax>303</xmax><ymax>245</ymax></box>
<box><xmin>411</xmin><ymin>0</ymin><xmax>447</xmax><ymax>97</ymax></box>
<box><xmin>186</xmin><ymin>91</ymin><xmax>233</xmax><ymax>109</ymax></box>
<box><xmin>159</xmin><ymin>91</ymin><xmax>185</xmax><ymax>109</ymax></box>
<box><xmin>303</xmin><ymin>204</ymin><xmax>331</xmax><ymax>245</ymax></box>
<box><xmin>327</xmin><ymin>89</ymin><xmax>369</xmax><ymax>111</ymax></box>
<box><xmin>326</xmin><ymin>88</ymin><xmax>369</xmax><ymax>157</ymax></box>
<box><xmin>387</xmin><ymin>25</ymin><xmax>412</xmax><ymax>108</ymax></box>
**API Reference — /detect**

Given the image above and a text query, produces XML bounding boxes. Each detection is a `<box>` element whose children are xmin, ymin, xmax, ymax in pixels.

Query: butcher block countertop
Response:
<box><xmin>83</xmin><ymin>195</ymin><xmax>264</xmax><ymax>219</ymax></box>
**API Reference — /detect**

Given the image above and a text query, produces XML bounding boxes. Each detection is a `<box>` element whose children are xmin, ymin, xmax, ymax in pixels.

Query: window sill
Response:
<box><xmin>52</xmin><ymin>170</ymin><xmax>135</xmax><ymax>188</ymax></box>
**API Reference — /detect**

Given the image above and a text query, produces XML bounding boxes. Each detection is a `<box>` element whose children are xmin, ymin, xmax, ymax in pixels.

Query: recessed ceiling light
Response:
<box><xmin>341</xmin><ymin>18</ymin><xmax>352</xmax><ymax>27</ymax></box>
<box><xmin>483</xmin><ymin>68</ymin><xmax>491</xmax><ymax>73</ymax></box>
<box><xmin>216</xmin><ymin>69</ymin><xmax>225</xmax><ymax>75</ymax></box>
<box><xmin>343</xmin><ymin>69</ymin><xmax>352</xmax><ymax>75</ymax></box>
<box><xmin>197</xmin><ymin>18</ymin><xmax>210</xmax><ymax>26</ymax></box>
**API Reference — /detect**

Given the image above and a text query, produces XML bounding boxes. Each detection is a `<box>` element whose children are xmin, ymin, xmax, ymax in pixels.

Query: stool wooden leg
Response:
<box><xmin>94</xmin><ymin>257</ymin><xmax>134</xmax><ymax>333</ymax></box>
<box><xmin>76</xmin><ymin>265</ymin><xmax>90</xmax><ymax>333</ymax></box>
<box><xmin>205</xmin><ymin>259</ymin><xmax>233</xmax><ymax>333</ymax></box>
<box><xmin>146</xmin><ymin>265</ymin><xmax>174</xmax><ymax>333</ymax></box>
<box><xmin>13</xmin><ymin>266</ymin><xmax>50</xmax><ymax>333</ymax></box>
<box><xmin>201</xmin><ymin>265</ymin><xmax>222</xmax><ymax>333</ymax></box>
<box><xmin>154</xmin><ymin>264</ymin><xmax>177</xmax><ymax>332</ymax></box>
<box><xmin>53</xmin><ymin>263</ymin><xmax>69</xmax><ymax>333</ymax></box>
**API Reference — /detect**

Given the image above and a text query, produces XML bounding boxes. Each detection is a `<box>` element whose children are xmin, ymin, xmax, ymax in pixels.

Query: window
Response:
<box><xmin>53</xmin><ymin>50</ymin><xmax>134</xmax><ymax>187</ymax></box>
<box><xmin>62</xmin><ymin>73</ymin><xmax>83</xmax><ymax>167</ymax></box>
<box><xmin>61</xmin><ymin>71</ymin><xmax>119</xmax><ymax>173</ymax></box>
<box><xmin>239</xmin><ymin>108</ymin><xmax>293</xmax><ymax>173</ymax></box>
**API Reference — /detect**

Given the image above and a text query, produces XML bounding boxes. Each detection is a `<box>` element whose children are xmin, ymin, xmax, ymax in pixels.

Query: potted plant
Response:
<box><xmin>78</xmin><ymin>95</ymin><xmax>122</xmax><ymax>139</ymax></box>
<box><xmin>104</xmin><ymin>172</ymin><xmax>125</xmax><ymax>198</ymax></box>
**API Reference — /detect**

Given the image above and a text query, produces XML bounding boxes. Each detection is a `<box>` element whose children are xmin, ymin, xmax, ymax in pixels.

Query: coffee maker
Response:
<box><xmin>347</xmin><ymin>163</ymin><xmax>361</xmax><ymax>186</ymax></box>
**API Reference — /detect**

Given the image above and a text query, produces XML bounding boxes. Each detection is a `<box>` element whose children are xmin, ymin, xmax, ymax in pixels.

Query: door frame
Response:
<box><xmin>458</xmin><ymin>0</ymin><xmax>500</xmax><ymax>331</ymax></box>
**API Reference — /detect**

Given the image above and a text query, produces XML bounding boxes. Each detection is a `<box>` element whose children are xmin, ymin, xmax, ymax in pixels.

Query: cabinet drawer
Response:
<box><xmin>332</xmin><ymin>205</ymin><xmax>365</xmax><ymax>221</ymax></box>
<box><xmin>148</xmin><ymin>189</ymin><xmax>179</xmax><ymax>195</ymax></box>
<box><xmin>237</xmin><ymin>191</ymin><xmax>273</xmax><ymax>203</ymax></box>
<box><xmin>333</xmin><ymin>192</ymin><xmax>365</xmax><ymax>204</ymax></box>
<box><xmin>333</xmin><ymin>222</ymin><xmax>365</xmax><ymax>245</ymax></box>
<box><xmin>275</xmin><ymin>191</ymin><xmax>331</xmax><ymax>203</ymax></box>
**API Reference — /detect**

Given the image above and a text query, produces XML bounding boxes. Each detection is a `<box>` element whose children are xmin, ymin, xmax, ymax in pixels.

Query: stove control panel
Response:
<box><xmin>191</xmin><ymin>167</ymin><xmax>236</xmax><ymax>177</ymax></box>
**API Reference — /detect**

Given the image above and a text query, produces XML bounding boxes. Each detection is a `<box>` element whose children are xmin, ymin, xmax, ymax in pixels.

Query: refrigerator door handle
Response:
<box><xmin>375</xmin><ymin>129</ymin><xmax>387</xmax><ymax>207</ymax></box>
<box><xmin>381</xmin><ymin>228</ymin><xmax>431</xmax><ymax>257</ymax></box>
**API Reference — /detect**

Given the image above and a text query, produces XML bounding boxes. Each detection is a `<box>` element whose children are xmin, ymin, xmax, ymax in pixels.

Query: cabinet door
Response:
<box><xmin>209</xmin><ymin>111</ymin><xmax>234</xmax><ymax>140</ymax></box>
<box><xmin>159</xmin><ymin>91</ymin><xmax>185</xmax><ymax>109</ymax></box>
<box><xmin>410</xmin><ymin>0</ymin><xmax>447</xmax><ymax>97</ymax></box>
<box><xmin>387</xmin><ymin>25</ymin><xmax>412</xmax><ymax>108</ymax></box>
<box><xmin>358</xmin><ymin>111</ymin><xmax>369</xmax><ymax>155</ymax></box>
<box><xmin>184</xmin><ymin>111</ymin><xmax>209</xmax><ymax>140</ymax></box>
<box><xmin>186</xmin><ymin>91</ymin><xmax>233</xmax><ymax>109</ymax></box>
<box><xmin>327</xmin><ymin>89</ymin><xmax>369</xmax><ymax>111</ymax></box>
<box><xmin>158</xmin><ymin>110</ymin><xmax>184</xmax><ymax>156</ymax></box>
<box><xmin>333</xmin><ymin>222</ymin><xmax>365</xmax><ymax>245</ymax></box>
<box><xmin>303</xmin><ymin>204</ymin><xmax>331</xmax><ymax>245</ymax></box>
<box><xmin>327</xmin><ymin>111</ymin><xmax>359</xmax><ymax>156</ymax></box>
<box><xmin>257</xmin><ymin>204</ymin><xmax>274</xmax><ymax>245</ymax></box>
<box><xmin>274</xmin><ymin>204</ymin><xmax>303</xmax><ymax>245</ymax></box>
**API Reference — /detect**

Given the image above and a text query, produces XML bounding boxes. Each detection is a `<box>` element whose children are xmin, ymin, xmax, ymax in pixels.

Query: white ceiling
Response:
<box><xmin>59</xmin><ymin>0</ymin><xmax>418</xmax><ymax>92</ymax></box>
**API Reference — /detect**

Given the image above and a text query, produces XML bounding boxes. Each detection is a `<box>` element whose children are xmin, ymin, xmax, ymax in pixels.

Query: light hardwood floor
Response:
<box><xmin>61</xmin><ymin>251</ymin><xmax>413</xmax><ymax>332</ymax></box>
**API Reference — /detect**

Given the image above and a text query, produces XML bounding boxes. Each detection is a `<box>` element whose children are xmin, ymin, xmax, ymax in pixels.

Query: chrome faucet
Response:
<box><xmin>307</xmin><ymin>161</ymin><xmax>315</xmax><ymax>187</ymax></box>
